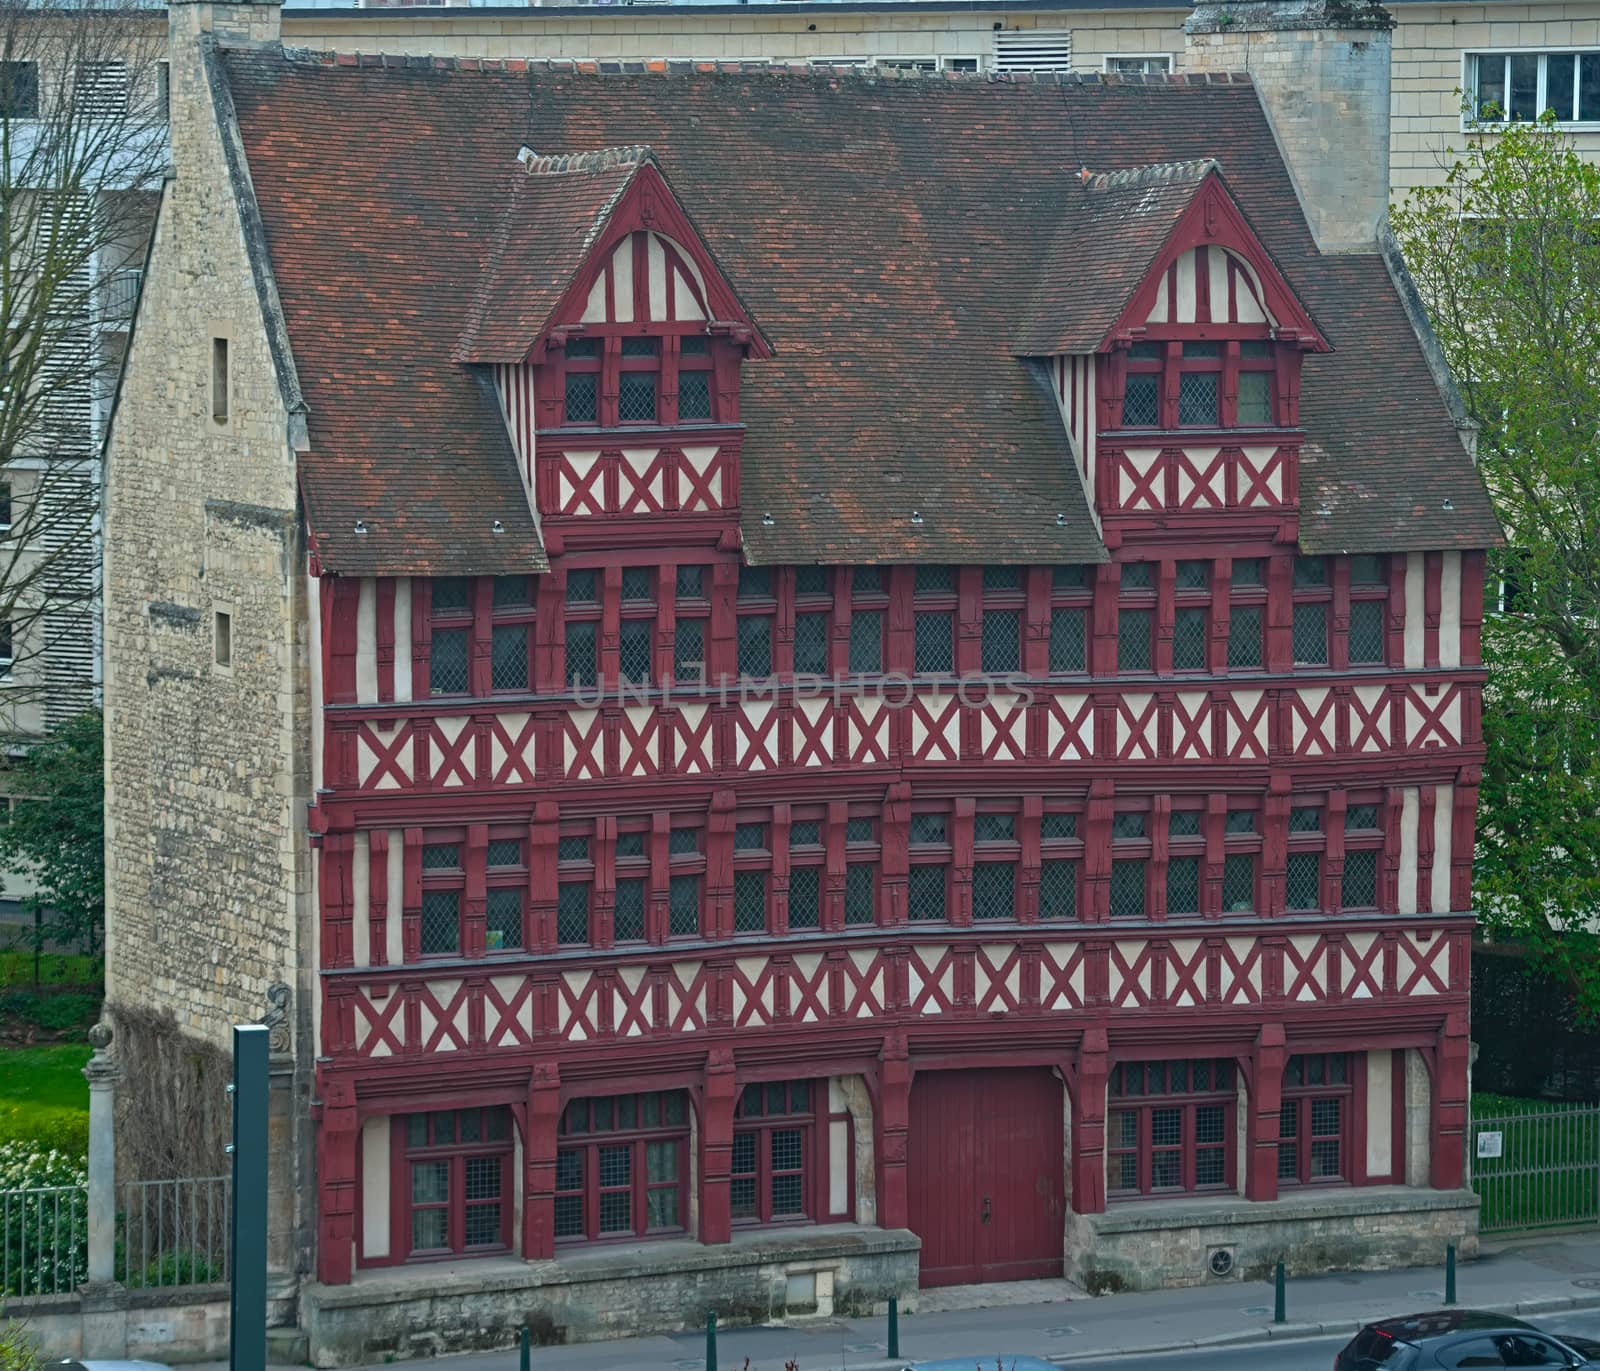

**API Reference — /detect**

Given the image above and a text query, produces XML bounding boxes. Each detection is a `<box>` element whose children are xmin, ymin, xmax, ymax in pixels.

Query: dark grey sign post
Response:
<box><xmin>230</xmin><ymin>1024</ymin><xmax>270</xmax><ymax>1371</ymax></box>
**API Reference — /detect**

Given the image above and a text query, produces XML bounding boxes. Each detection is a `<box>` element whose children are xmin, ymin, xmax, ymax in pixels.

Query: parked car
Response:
<box><xmin>1337</xmin><ymin>1311</ymin><xmax>1597</xmax><ymax>1368</ymax></box>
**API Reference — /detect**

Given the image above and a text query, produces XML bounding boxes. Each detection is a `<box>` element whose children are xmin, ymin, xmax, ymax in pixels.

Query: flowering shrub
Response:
<box><xmin>0</xmin><ymin>1141</ymin><xmax>87</xmax><ymax>1296</ymax></box>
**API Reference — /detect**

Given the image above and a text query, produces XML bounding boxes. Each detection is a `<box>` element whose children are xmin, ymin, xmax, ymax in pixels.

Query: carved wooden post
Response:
<box><xmin>699</xmin><ymin>1049</ymin><xmax>737</xmax><ymax>1244</ymax></box>
<box><xmin>876</xmin><ymin>1032</ymin><xmax>912</xmax><ymax>1229</ymax></box>
<box><xmin>1246</xmin><ymin>1022</ymin><xmax>1286</xmax><ymax>1201</ymax></box>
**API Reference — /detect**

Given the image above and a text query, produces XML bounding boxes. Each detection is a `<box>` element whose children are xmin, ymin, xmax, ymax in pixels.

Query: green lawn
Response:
<box><xmin>0</xmin><ymin>952</ymin><xmax>102</xmax><ymax>989</ymax></box>
<box><xmin>0</xmin><ymin>1042</ymin><xmax>91</xmax><ymax>1156</ymax></box>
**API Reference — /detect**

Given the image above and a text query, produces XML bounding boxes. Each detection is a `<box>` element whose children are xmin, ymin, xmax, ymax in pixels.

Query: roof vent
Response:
<box><xmin>1056</xmin><ymin>512</ymin><xmax>1068</xmax><ymax>527</ymax></box>
<box><xmin>353</xmin><ymin>519</ymin><xmax>368</xmax><ymax>535</ymax></box>
<box><xmin>516</xmin><ymin>145</ymin><xmax>536</xmax><ymax>165</ymax></box>
<box><xmin>910</xmin><ymin>510</ymin><xmax>924</xmax><ymax>526</ymax></box>
<box><xmin>761</xmin><ymin>512</ymin><xmax>776</xmax><ymax>527</ymax></box>
<box><xmin>492</xmin><ymin>519</ymin><xmax>506</xmax><ymax>534</ymax></box>
<box><xmin>1442</xmin><ymin>498</ymin><xmax>1454</xmax><ymax>512</ymax></box>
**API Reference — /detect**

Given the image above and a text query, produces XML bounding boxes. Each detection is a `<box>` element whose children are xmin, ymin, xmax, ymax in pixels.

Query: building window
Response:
<box><xmin>613</xmin><ymin>828</ymin><xmax>648</xmax><ymax>942</ymax></box>
<box><xmin>1467</xmin><ymin>50</ymin><xmax>1600</xmax><ymax>125</ymax></box>
<box><xmin>1121</xmin><ymin>341</ymin><xmax>1162</xmax><ymax>427</ymax></box>
<box><xmin>0</xmin><ymin>480</ymin><xmax>11</xmax><ymax>531</ymax></box>
<box><xmin>491</xmin><ymin>575</ymin><xmax>533</xmax><ymax>692</ymax></box>
<box><xmin>1278</xmin><ymin>1054</ymin><xmax>1352</xmax><ymax>1186</ymax></box>
<box><xmin>211</xmin><ymin>337</ymin><xmax>229</xmax><ymax>423</ymax></box>
<box><xmin>669</xmin><ymin>824</ymin><xmax>703</xmax><ymax>937</ymax></box>
<box><xmin>1049</xmin><ymin>564</ymin><xmax>1090</xmax><ymax>673</ymax></box>
<box><xmin>1109</xmin><ymin>810</ymin><xmax>1149</xmax><ymax>919</ymax></box>
<box><xmin>213</xmin><ymin>610</ymin><xmax>232</xmax><ymax>669</ymax></box>
<box><xmin>1173</xmin><ymin>560</ymin><xmax>1210</xmax><ymax>672</ymax></box>
<box><xmin>1118</xmin><ymin>562</ymin><xmax>1154</xmax><ymax>672</ymax></box>
<box><xmin>557</xmin><ymin>831</ymin><xmax>592</xmax><ymax>946</ymax></box>
<box><xmin>674</xmin><ymin>564</ymin><xmax>708</xmax><ymax>684</ymax></box>
<box><xmin>419</xmin><ymin>839</ymin><xmax>463</xmax><ymax>956</ymax></box>
<box><xmin>1165</xmin><ymin>809</ymin><xmax>1203</xmax><ymax>917</ymax></box>
<box><xmin>732</xmin><ymin>819</ymin><xmax>770</xmax><ymax>934</ymax></box>
<box><xmin>1348</xmin><ymin>555</ymin><xmax>1387</xmax><ymax>666</ymax></box>
<box><xmin>677</xmin><ymin>335</ymin><xmax>714</xmax><ymax>422</ymax></box>
<box><xmin>972</xmin><ymin>810</ymin><xmax>1018</xmax><ymax>921</ymax></box>
<box><xmin>912</xmin><ymin>565</ymin><xmax>956</xmax><ymax>674</ymax></box>
<box><xmin>788</xmin><ymin>816</ymin><xmax>824</xmax><ymax>930</ymax></box>
<box><xmin>485</xmin><ymin>835</ymin><xmax>525</xmax><ymax>952</ymax></box>
<box><xmin>980</xmin><ymin>565</ymin><xmax>1023</xmax><ymax>674</ymax></box>
<box><xmin>1104</xmin><ymin>54</ymin><xmax>1172</xmax><ymax>74</ymax></box>
<box><xmin>1341</xmin><ymin>802</ymin><xmax>1382</xmax><ymax>910</ymax></box>
<box><xmin>1221</xmin><ymin>807</ymin><xmax>1259</xmax><ymax>914</ymax></box>
<box><xmin>1039</xmin><ymin>810</ymin><xmax>1081</xmax><ymax>921</ymax></box>
<box><xmin>401</xmin><ymin>1107</ymin><xmax>513</xmax><ymax>1258</ymax></box>
<box><xmin>0</xmin><ymin>62</ymin><xmax>39</xmax><ymax>118</ymax></box>
<box><xmin>1236</xmin><ymin>339</ymin><xmax>1276</xmax><ymax>425</ymax></box>
<box><xmin>619</xmin><ymin>568</ymin><xmax>655</xmax><ymax>686</ymax></box>
<box><xmin>1292</xmin><ymin>556</ymin><xmax>1330</xmax><ymax>666</ymax></box>
<box><xmin>845</xmin><ymin>813</ymin><xmax>879</xmax><ymax>926</ymax></box>
<box><xmin>1108</xmin><ymin>1059</ymin><xmax>1236</xmax><ymax>1198</ymax></box>
<box><xmin>428</xmin><ymin>577</ymin><xmax>471</xmax><ymax>696</ymax></box>
<box><xmin>1177</xmin><ymin>341</ymin><xmax>1220</xmax><ymax>426</ymax></box>
<box><xmin>908</xmin><ymin>810</ymin><xmax>949</xmax><ymax>922</ymax></box>
<box><xmin>555</xmin><ymin>1091</ymin><xmax>689</xmax><ymax>1243</ymax></box>
<box><xmin>793</xmin><ymin>568</ymin><xmax>831</xmax><ymax>676</ymax></box>
<box><xmin>848</xmin><ymin>567</ymin><xmax>887</xmax><ymax>674</ymax></box>
<box><xmin>1286</xmin><ymin>804</ymin><xmax>1324</xmax><ymax>912</ymax></box>
<box><xmin>1227</xmin><ymin>558</ymin><xmax>1266</xmax><ymax>670</ymax></box>
<box><xmin>563</xmin><ymin>338</ymin><xmax>600</xmax><ymax>424</ymax></box>
<box><xmin>564</xmin><ymin>569</ymin><xmax>599</xmax><ymax>689</ymax></box>
<box><xmin>732</xmin><ymin>1081</ymin><xmax>816</xmax><ymax>1225</ymax></box>
<box><xmin>736</xmin><ymin>565</ymin><xmax>774</xmax><ymax>679</ymax></box>
<box><xmin>618</xmin><ymin>337</ymin><xmax>658</xmax><ymax>422</ymax></box>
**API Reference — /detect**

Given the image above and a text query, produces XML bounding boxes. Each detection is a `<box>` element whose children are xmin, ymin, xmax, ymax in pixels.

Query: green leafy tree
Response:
<box><xmin>0</xmin><ymin>708</ymin><xmax>103</xmax><ymax>963</ymax></box>
<box><xmin>1391</xmin><ymin>115</ymin><xmax>1600</xmax><ymax>1017</ymax></box>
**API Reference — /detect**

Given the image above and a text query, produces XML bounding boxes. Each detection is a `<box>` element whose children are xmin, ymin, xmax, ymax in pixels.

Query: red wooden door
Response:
<box><xmin>906</xmin><ymin>1067</ymin><xmax>1065</xmax><ymax>1287</ymax></box>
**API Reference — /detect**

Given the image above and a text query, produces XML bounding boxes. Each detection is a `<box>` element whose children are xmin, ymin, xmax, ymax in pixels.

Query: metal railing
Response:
<box><xmin>118</xmin><ymin>1175</ymin><xmax>230</xmax><ymax>1288</ymax></box>
<box><xmin>1470</xmin><ymin>1102</ymin><xmax>1600</xmax><ymax>1233</ymax></box>
<box><xmin>1</xmin><ymin>1182</ymin><xmax>87</xmax><ymax>1297</ymax></box>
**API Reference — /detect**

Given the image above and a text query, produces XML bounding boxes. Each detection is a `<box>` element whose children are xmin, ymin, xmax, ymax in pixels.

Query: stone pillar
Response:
<box><xmin>876</xmin><ymin>1032</ymin><xmax>911</xmax><ymax>1229</ymax></box>
<box><xmin>699</xmin><ymin>1049</ymin><xmax>737</xmax><ymax>1244</ymax></box>
<box><xmin>80</xmin><ymin>1022</ymin><xmax>128</xmax><ymax>1358</ymax></box>
<box><xmin>1246</xmin><ymin>1023</ymin><xmax>1287</xmax><ymax>1201</ymax></box>
<box><xmin>1070</xmin><ymin>1029</ymin><xmax>1109</xmax><ymax>1215</ymax></box>
<box><xmin>1432</xmin><ymin>1011</ymin><xmax>1470</xmax><ymax>1189</ymax></box>
<box><xmin>522</xmin><ymin>1062</ymin><xmax>561</xmax><ymax>1260</ymax></box>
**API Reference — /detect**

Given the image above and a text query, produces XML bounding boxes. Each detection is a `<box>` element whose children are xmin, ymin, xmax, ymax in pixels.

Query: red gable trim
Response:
<box><xmin>1104</xmin><ymin>170</ymin><xmax>1330</xmax><ymax>353</ymax></box>
<box><xmin>539</xmin><ymin>160</ymin><xmax>773</xmax><ymax>360</ymax></box>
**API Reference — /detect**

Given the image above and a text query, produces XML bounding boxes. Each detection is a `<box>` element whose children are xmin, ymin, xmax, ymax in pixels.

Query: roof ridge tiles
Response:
<box><xmin>518</xmin><ymin>145</ymin><xmax>652</xmax><ymax>177</ymax></box>
<box><xmin>275</xmin><ymin>46</ymin><xmax>1255</xmax><ymax>86</ymax></box>
<box><xmin>1087</xmin><ymin>158</ymin><xmax>1220</xmax><ymax>191</ymax></box>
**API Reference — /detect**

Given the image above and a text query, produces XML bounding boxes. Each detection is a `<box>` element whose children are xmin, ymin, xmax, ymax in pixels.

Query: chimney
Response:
<box><xmin>1184</xmin><ymin>0</ymin><xmax>1395</xmax><ymax>253</ymax></box>
<box><xmin>168</xmin><ymin>0</ymin><xmax>282</xmax><ymax>60</ymax></box>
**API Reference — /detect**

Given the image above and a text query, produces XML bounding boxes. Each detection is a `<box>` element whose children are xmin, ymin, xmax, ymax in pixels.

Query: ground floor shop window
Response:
<box><xmin>399</xmin><ymin>1106</ymin><xmax>513</xmax><ymax>1258</ymax></box>
<box><xmin>732</xmin><ymin>1080</ymin><xmax>816</xmax><ymax>1225</ymax></box>
<box><xmin>1278</xmin><ymin>1053</ymin><xmax>1352</xmax><ymax>1186</ymax></box>
<box><xmin>554</xmin><ymin>1090</ymin><xmax>689</xmax><ymax>1243</ymax></box>
<box><xmin>1107</xmin><ymin>1058</ymin><xmax>1235</xmax><ymax>1198</ymax></box>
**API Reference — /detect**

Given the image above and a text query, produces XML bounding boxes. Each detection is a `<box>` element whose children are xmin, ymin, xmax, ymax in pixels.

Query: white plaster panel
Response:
<box><xmin>646</xmin><ymin>232</ymin><xmax>669</xmax><ymax>322</ymax></box>
<box><xmin>386</xmin><ymin>830</ymin><xmax>404</xmax><ymax>966</ymax></box>
<box><xmin>1207</xmin><ymin>246</ymin><xmax>1229</xmax><ymax>322</ymax></box>
<box><xmin>610</xmin><ymin>236</ymin><xmax>634</xmax><ymax>323</ymax></box>
<box><xmin>829</xmin><ymin>1119</ymin><xmax>849</xmax><ymax>1215</ymax></box>
<box><xmin>1175</xmin><ymin>247</ymin><xmax>1196</xmax><ymax>323</ymax></box>
<box><xmin>361</xmin><ymin>1117</ymin><xmax>389</xmax><ymax>1260</ymax></box>
<box><xmin>1432</xmin><ymin>784</ymin><xmax>1454</xmax><ymax>914</ymax></box>
<box><xmin>393</xmin><ymin>577</ymin><xmax>413</xmax><ymax>702</ymax></box>
<box><xmin>1440</xmin><ymin>550</ymin><xmax>1462</xmax><ymax>669</ymax></box>
<box><xmin>351</xmin><ymin>831</ymin><xmax>370</xmax><ymax>969</ymax></box>
<box><xmin>355</xmin><ymin>577</ymin><xmax>378</xmax><ymax>704</ymax></box>
<box><xmin>1404</xmin><ymin>552</ymin><xmax>1425</xmax><ymax>669</ymax></box>
<box><xmin>1366</xmin><ymin>1049</ymin><xmax>1393</xmax><ymax>1180</ymax></box>
<box><xmin>1397</xmin><ymin>786</ymin><xmax>1420</xmax><ymax>916</ymax></box>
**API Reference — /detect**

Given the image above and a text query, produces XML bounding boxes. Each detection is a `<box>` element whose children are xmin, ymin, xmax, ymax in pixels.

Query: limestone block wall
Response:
<box><xmin>281</xmin><ymin>7</ymin><xmax>1187</xmax><ymax>72</ymax></box>
<box><xmin>1390</xmin><ymin>1</ymin><xmax>1600</xmax><ymax>193</ymax></box>
<box><xmin>105</xmin><ymin>5</ymin><xmax>309</xmax><ymax>1057</ymax></box>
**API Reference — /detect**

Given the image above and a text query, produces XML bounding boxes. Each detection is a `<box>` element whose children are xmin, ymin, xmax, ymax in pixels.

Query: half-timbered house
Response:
<box><xmin>104</xmin><ymin>0</ymin><xmax>1501</xmax><ymax>1356</ymax></box>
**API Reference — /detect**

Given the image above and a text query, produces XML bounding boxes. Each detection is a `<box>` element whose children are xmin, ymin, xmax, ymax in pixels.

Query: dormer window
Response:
<box><xmin>1118</xmin><ymin>338</ymin><xmax>1278</xmax><ymax>430</ymax></box>
<box><xmin>1177</xmin><ymin>342</ymin><xmax>1220</xmax><ymax>427</ymax></box>
<box><xmin>1121</xmin><ymin>342</ymin><xmax>1162</xmax><ymax>427</ymax></box>
<box><xmin>1236</xmin><ymin>340</ymin><xmax>1274</xmax><ymax>426</ymax></box>
<box><xmin>564</xmin><ymin>338</ymin><xmax>600</xmax><ymax>424</ymax></box>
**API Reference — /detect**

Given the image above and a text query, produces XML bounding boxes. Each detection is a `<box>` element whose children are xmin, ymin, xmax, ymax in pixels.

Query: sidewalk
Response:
<box><xmin>219</xmin><ymin>1231</ymin><xmax>1600</xmax><ymax>1371</ymax></box>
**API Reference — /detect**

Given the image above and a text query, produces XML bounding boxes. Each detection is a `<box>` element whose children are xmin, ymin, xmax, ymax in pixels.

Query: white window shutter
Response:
<box><xmin>991</xmin><ymin>31</ymin><xmax>1073</xmax><ymax>72</ymax></box>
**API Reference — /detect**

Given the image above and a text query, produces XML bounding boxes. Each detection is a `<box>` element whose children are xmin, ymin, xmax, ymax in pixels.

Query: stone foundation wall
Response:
<box><xmin>5</xmin><ymin>1288</ymin><xmax>231</xmax><ymax>1363</ymax></box>
<box><xmin>302</xmin><ymin>1226</ymin><xmax>920</xmax><ymax>1367</ymax></box>
<box><xmin>1066</xmin><ymin>1185</ymin><xmax>1478</xmax><ymax>1292</ymax></box>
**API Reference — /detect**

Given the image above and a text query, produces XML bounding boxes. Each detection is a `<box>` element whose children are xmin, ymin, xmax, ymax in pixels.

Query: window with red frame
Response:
<box><xmin>1347</xmin><ymin>555</ymin><xmax>1388</xmax><ymax>666</ymax></box>
<box><xmin>980</xmin><ymin>566</ymin><xmax>1023</xmax><ymax>674</ymax></box>
<box><xmin>912</xmin><ymin>565</ymin><xmax>956</xmax><ymax>675</ymax></box>
<box><xmin>972</xmin><ymin>809</ymin><xmax>1019</xmax><ymax>921</ymax></box>
<box><xmin>793</xmin><ymin>567</ymin><xmax>831</xmax><ymax>676</ymax></box>
<box><xmin>673</xmin><ymin>564</ymin><xmax>708</xmax><ymax>685</ymax></box>
<box><xmin>485</xmin><ymin>832</ymin><xmax>525</xmax><ymax>952</ymax></box>
<box><xmin>428</xmin><ymin>577</ymin><xmax>471</xmax><ymax>696</ymax></box>
<box><xmin>1292</xmin><ymin>555</ymin><xmax>1331</xmax><ymax>667</ymax></box>
<box><xmin>732</xmin><ymin>817</ymin><xmax>771</xmax><ymax>935</ymax></box>
<box><xmin>619</xmin><ymin>567</ymin><xmax>656</xmax><ymax>686</ymax></box>
<box><xmin>1165</xmin><ymin>807</ymin><xmax>1204</xmax><ymax>917</ymax></box>
<box><xmin>736</xmin><ymin>566</ymin><xmax>775</xmax><ymax>680</ymax></box>
<box><xmin>419</xmin><ymin>837</ymin><xmax>463</xmax><ymax>957</ymax></box>
<box><xmin>1285</xmin><ymin>803</ymin><xmax>1325</xmax><ymax>913</ymax></box>
<box><xmin>1221</xmin><ymin>805</ymin><xmax>1260</xmax><ymax>915</ymax></box>
<box><xmin>1278</xmin><ymin>1053</ymin><xmax>1352</xmax><ymax>1186</ymax></box>
<box><xmin>844</xmin><ymin>811</ymin><xmax>879</xmax><ymax>926</ymax></box>
<box><xmin>1176</xmin><ymin>341</ymin><xmax>1221</xmax><ymax>426</ymax></box>
<box><xmin>1120</xmin><ymin>341</ymin><xmax>1163</xmax><ymax>427</ymax></box>
<box><xmin>1108</xmin><ymin>1058</ymin><xmax>1236</xmax><ymax>1198</ymax></box>
<box><xmin>848</xmin><ymin>567</ymin><xmax>887</xmax><ymax>674</ymax></box>
<box><xmin>675</xmin><ymin>335</ymin><xmax>715</xmax><ymax>422</ymax></box>
<box><xmin>561</xmin><ymin>337</ymin><xmax>600</xmax><ymax>425</ymax></box>
<box><xmin>564</xmin><ymin>568</ymin><xmax>600</xmax><ymax>690</ymax></box>
<box><xmin>613</xmin><ymin>825</ymin><xmax>649</xmax><ymax>943</ymax></box>
<box><xmin>1109</xmin><ymin>810</ymin><xmax>1150</xmax><ymax>920</ymax></box>
<box><xmin>1235</xmin><ymin>339</ymin><xmax>1276</xmax><ymax>425</ymax></box>
<box><xmin>668</xmin><ymin>821</ymin><xmax>704</xmax><ymax>938</ymax></box>
<box><xmin>1120</xmin><ymin>338</ymin><xmax>1276</xmax><ymax>429</ymax></box>
<box><xmin>618</xmin><ymin>337</ymin><xmax>659</xmax><ymax>423</ymax></box>
<box><xmin>732</xmin><ymin>1081</ymin><xmax>816</xmax><ymax>1225</ymax></box>
<box><xmin>1341</xmin><ymin>802</ymin><xmax>1382</xmax><ymax>910</ymax></box>
<box><xmin>556</xmin><ymin>829</ymin><xmax>593</xmax><ymax>947</ymax></box>
<box><xmin>1039</xmin><ymin>809</ymin><xmax>1082</xmax><ymax>921</ymax></box>
<box><xmin>787</xmin><ymin>813</ymin><xmax>824</xmax><ymax>931</ymax></box>
<box><xmin>1172</xmin><ymin>560</ymin><xmax>1210</xmax><ymax>672</ymax></box>
<box><xmin>1117</xmin><ymin>562</ymin><xmax>1154</xmax><ymax>672</ymax></box>
<box><xmin>1049</xmin><ymin>565</ymin><xmax>1090</xmax><ymax>674</ymax></box>
<box><xmin>908</xmin><ymin>808</ymin><xmax>950</xmax><ymax>922</ymax></box>
<box><xmin>1227</xmin><ymin>558</ymin><xmax>1267</xmax><ymax>670</ymax></box>
<box><xmin>490</xmin><ymin>575</ymin><xmax>534</xmax><ymax>693</ymax></box>
<box><xmin>554</xmin><ymin>1091</ymin><xmax>689</xmax><ymax>1243</ymax></box>
<box><xmin>399</xmin><ymin>1106</ymin><xmax>513</xmax><ymax>1259</ymax></box>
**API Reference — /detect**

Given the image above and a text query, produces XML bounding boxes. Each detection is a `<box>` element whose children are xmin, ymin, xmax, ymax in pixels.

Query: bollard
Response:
<box><xmin>888</xmin><ymin>1295</ymin><xmax>899</xmax><ymax>1359</ymax></box>
<box><xmin>1273</xmin><ymin>1259</ymin><xmax>1286</xmax><ymax>1324</ymax></box>
<box><xmin>1446</xmin><ymin>1243</ymin><xmax>1457</xmax><ymax>1306</ymax></box>
<box><xmin>706</xmin><ymin>1309</ymin><xmax>717</xmax><ymax>1371</ymax></box>
<box><xmin>519</xmin><ymin>1325</ymin><xmax>530</xmax><ymax>1371</ymax></box>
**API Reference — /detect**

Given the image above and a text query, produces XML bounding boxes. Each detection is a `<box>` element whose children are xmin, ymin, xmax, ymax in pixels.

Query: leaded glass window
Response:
<box><xmin>1050</xmin><ymin>607</ymin><xmax>1086</xmax><ymax>672</ymax></box>
<box><xmin>1228</xmin><ymin>605</ymin><xmax>1263</xmax><ymax>668</ymax></box>
<box><xmin>619</xmin><ymin>619</ymin><xmax>653</xmax><ymax>683</ymax></box>
<box><xmin>1348</xmin><ymin>600</ymin><xmax>1385</xmax><ymax>664</ymax></box>
<box><xmin>981</xmin><ymin>609</ymin><xmax>1020</xmax><ymax>673</ymax></box>
<box><xmin>1109</xmin><ymin>860</ymin><xmax>1146</xmax><ymax>919</ymax></box>
<box><xmin>1119</xmin><ymin>608</ymin><xmax>1152</xmax><ymax>671</ymax></box>
<box><xmin>420</xmin><ymin>890</ymin><xmax>459</xmax><ymax>955</ymax></box>
<box><xmin>793</xmin><ymin>613</ymin><xmax>828</xmax><ymax>675</ymax></box>
<box><xmin>1285</xmin><ymin>853</ymin><xmax>1321</xmax><ymax>911</ymax></box>
<box><xmin>430</xmin><ymin>629</ymin><xmax>468</xmax><ymax>695</ymax></box>
<box><xmin>788</xmin><ymin>867</ymin><xmax>820</xmax><ymax>929</ymax></box>
<box><xmin>972</xmin><ymin>863</ymin><xmax>1014</xmax><ymax>921</ymax></box>
<box><xmin>849</xmin><ymin>610</ymin><xmax>882</xmax><ymax>673</ymax></box>
<box><xmin>914</xmin><ymin>612</ymin><xmax>954</xmax><ymax>673</ymax></box>
<box><xmin>557</xmin><ymin>884</ymin><xmax>589</xmax><ymax>945</ymax></box>
<box><xmin>491</xmin><ymin>624</ymin><xmax>528</xmax><ymax>692</ymax></box>
<box><xmin>733</xmin><ymin>870</ymin><xmax>766</xmax><ymax>933</ymax></box>
<box><xmin>565</xmin><ymin>621</ymin><xmax>597</xmax><ymax>688</ymax></box>
<box><xmin>1173</xmin><ymin>607</ymin><xmax>1207</xmax><ymax>671</ymax></box>
<box><xmin>1222</xmin><ymin>854</ymin><xmax>1255</xmax><ymax>913</ymax></box>
<box><xmin>1293</xmin><ymin>603</ymin><xmax>1328</xmax><ymax>665</ymax></box>
<box><xmin>908</xmin><ymin>865</ymin><xmax>946</xmax><ymax>921</ymax></box>
<box><xmin>1039</xmin><ymin>860</ymin><xmax>1077</xmax><ymax>920</ymax></box>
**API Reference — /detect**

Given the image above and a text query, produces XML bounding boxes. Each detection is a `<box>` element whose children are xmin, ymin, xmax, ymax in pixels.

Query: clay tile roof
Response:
<box><xmin>217</xmin><ymin>53</ymin><xmax>1498</xmax><ymax>571</ymax></box>
<box><xmin>455</xmin><ymin>146</ymin><xmax>648</xmax><ymax>364</ymax></box>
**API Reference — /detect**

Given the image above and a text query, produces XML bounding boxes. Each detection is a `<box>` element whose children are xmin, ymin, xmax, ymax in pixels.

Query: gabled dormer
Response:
<box><xmin>457</xmin><ymin>147</ymin><xmax>769</xmax><ymax>542</ymax></box>
<box><xmin>1017</xmin><ymin>161</ymin><xmax>1329</xmax><ymax>536</ymax></box>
